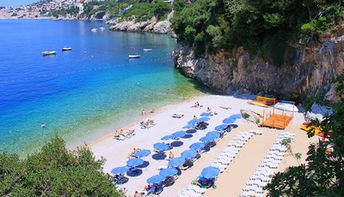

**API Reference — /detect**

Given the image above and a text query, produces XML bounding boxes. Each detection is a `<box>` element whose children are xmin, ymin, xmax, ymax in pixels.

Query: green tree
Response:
<box><xmin>152</xmin><ymin>0</ymin><xmax>171</xmax><ymax>20</ymax></box>
<box><xmin>0</xmin><ymin>136</ymin><xmax>121</xmax><ymax>196</ymax></box>
<box><xmin>172</xmin><ymin>0</ymin><xmax>343</xmax><ymax>61</ymax></box>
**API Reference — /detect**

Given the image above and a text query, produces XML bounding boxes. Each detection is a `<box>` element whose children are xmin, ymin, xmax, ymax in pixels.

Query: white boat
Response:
<box><xmin>128</xmin><ymin>54</ymin><xmax>140</xmax><ymax>59</ymax></box>
<box><xmin>99</xmin><ymin>27</ymin><xmax>105</xmax><ymax>31</ymax></box>
<box><xmin>62</xmin><ymin>47</ymin><xmax>72</xmax><ymax>51</ymax></box>
<box><xmin>42</xmin><ymin>51</ymin><xmax>56</xmax><ymax>56</ymax></box>
<box><xmin>143</xmin><ymin>48</ymin><xmax>152</xmax><ymax>52</ymax></box>
<box><xmin>91</xmin><ymin>28</ymin><xmax>97</xmax><ymax>33</ymax></box>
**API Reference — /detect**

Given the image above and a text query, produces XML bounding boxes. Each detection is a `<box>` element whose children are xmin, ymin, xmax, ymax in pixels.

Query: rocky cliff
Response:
<box><xmin>107</xmin><ymin>12</ymin><xmax>174</xmax><ymax>34</ymax></box>
<box><xmin>173</xmin><ymin>37</ymin><xmax>344</xmax><ymax>101</ymax></box>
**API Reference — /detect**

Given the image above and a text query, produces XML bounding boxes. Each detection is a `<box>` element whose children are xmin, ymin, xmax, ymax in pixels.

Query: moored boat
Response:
<box><xmin>62</xmin><ymin>47</ymin><xmax>72</xmax><ymax>51</ymax></box>
<box><xmin>91</xmin><ymin>28</ymin><xmax>97</xmax><ymax>33</ymax></box>
<box><xmin>42</xmin><ymin>51</ymin><xmax>57</xmax><ymax>56</ymax></box>
<box><xmin>143</xmin><ymin>48</ymin><xmax>152</xmax><ymax>52</ymax></box>
<box><xmin>128</xmin><ymin>54</ymin><xmax>140</xmax><ymax>59</ymax></box>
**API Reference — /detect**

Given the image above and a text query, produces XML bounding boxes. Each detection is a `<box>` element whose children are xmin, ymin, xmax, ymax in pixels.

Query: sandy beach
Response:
<box><xmin>89</xmin><ymin>94</ymin><xmax>318</xmax><ymax>196</ymax></box>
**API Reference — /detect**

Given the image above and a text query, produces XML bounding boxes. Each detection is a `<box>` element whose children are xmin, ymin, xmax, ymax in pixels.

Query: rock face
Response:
<box><xmin>153</xmin><ymin>21</ymin><xmax>172</xmax><ymax>34</ymax></box>
<box><xmin>173</xmin><ymin>39</ymin><xmax>344</xmax><ymax>100</ymax></box>
<box><xmin>108</xmin><ymin>16</ymin><xmax>172</xmax><ymax>34</ymax></box>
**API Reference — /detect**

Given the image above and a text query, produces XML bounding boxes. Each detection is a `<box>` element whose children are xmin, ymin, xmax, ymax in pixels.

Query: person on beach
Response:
<box><xmin>141</xmin><ymin>109</ymin><xmax>146</xmax><ymax>116</ymax></box>
<box><xmin>168</xmin><ymin>151</ymin><xmax>174</xmax><ymax>159</ymax></box>
<box><xmin>134</xmin><ymin>191</ymin><xmax>140</xmax><ymax>197</ymax></box>
<box><xmin>192</xmin><ymin>102</ymin><xmax>200</xmax><ymax>108</ymax></box>
<box><xmin>150</xmin><ymin>108</ymin><xmax>155</xmax><ymax>113</ymax></box>
<box><xmin>193</xmin><ymin>115</ymin><xmax>197</xmax><ymax>119</ymax></box>
<box><xmin>207</xmin><ymin>107</ymin><xmax>211</xmax><ymax>113</ymax></box>
<box><xmin>144</xmin><ymin>184</ymin><xmax>152</xmax><ymax>191</ymax></box>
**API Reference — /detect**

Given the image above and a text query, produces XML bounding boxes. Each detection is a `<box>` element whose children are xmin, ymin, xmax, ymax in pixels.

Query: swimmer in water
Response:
<box><xmin>41</xmin><ymin>123</ymin><xmax>46</xmax><ymax>128</ymax></box>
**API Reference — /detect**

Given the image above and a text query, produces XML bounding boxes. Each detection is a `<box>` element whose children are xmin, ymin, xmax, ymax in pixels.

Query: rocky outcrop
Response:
<box><xmin>173</xmin><ymin>39</ymin><xmax>344</xmax><ymax>101</ymax></box>
<box><xmin>108</xmin><ymin>16</ymin><xmax>172</xmax><ymax>34</ymax></box>
<box><xmin>153</xmin><ymin>21</ymin><xmax>172</xmax><ymax>34</ymax></box>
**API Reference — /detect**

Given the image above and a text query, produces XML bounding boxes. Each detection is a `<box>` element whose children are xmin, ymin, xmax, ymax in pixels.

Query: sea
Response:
<box><xmin>0</xmin><ymin>19</ymin><xmax>203</xmax><ymax>155</ymax></box>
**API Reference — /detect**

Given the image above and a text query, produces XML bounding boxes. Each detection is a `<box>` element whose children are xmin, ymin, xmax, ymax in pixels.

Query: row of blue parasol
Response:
<box><xmin>144</xmin><ymin>116</ymin><xmax>214</xmax><ymax>187</ymax></box>
<box><xmin>146</xmin><ymin>159</ymin><xmax>221</xmax><ymax>185</ymax></box>
<box><xmin>112</xmin><ymin>113</ymin><xmax>241</xmax><ymax>174</ymax></box>
<box><xmin>111</xmin><ymin>114</ymin><xmax>241</xmax><ymax>186</ymax></box>
<box><xmin>145</xmin><ymin>114</ymin><xmax>241</xmax><ymax>187</ymax></box>
<box><xmin>188</xmin><ymin>114</ymin><xmax>243</xmax><ymax>186</ymax></box>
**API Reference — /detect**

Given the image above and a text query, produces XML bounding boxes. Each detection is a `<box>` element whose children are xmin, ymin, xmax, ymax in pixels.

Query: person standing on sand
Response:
<box><xmin>134</xmin><ymin>191</ymin><xmax>140</xmax><ymax>197</ymax></box>
<box><xmin>141</xmin><ymin>109</ymin><xmax>146</xmax><ymax>116</ymax></box>
<box><xmin>168</xmin><ymin>151</ymin><xmax>174</xmax><ymax>159</ymax></box>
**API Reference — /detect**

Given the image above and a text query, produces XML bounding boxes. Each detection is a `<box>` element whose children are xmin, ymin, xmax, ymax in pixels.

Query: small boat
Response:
<box><xmin>128</xmin><ymin>54</ymin><xmax>140</xmax><ymax>59</ymax></box>
<box><xmin>42</xmin><ymin>51</ymin><xmax>56</xmax><ymax>56</ymax></box>
<box><xmin>143</xmin><ymin>48</ymin><xmax>152</xmax><ymax>52</ymax></box>
<box><xmin>99</xmin><ymin>27</ymin><xmax>105</xmax><ymax>31</ymax></box>
<box><xmin>62</xmin><ymin>47</ymin><xmax>72</xmax><ymax>51</ymax></box>
<box><xmin>91</xmin><ymin>28</ymin><xmax>97</xmax><ymax>33</ymax></box>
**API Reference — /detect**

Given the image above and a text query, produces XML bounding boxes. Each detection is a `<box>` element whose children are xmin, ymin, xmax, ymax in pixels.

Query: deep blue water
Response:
<box><xmin>0</xmin><ymin>20</ymin><xmax>202</xmax><ymax>154</ymax></box>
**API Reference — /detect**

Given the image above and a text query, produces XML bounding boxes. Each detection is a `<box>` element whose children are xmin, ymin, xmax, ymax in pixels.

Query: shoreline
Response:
<box><xmin>69</xmin><ymin>94</ymin><xmax>206</xmax><ymax>150</ymax></box>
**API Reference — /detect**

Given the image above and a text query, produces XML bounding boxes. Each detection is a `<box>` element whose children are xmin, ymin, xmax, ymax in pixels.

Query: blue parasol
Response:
<box><xmin>134</xmin><ymin>149</ymin><xmax>151</xmax><ymax>158</ymax></box>
<box><xmin>223</xmin><ymin>114</ymin><xmax>242</xmax><ymax>124</ymax></box>
<box><xmin>159</xmin><ymin>168</ymin><xmax>178</xmax><ymax>178</ymax></box>
<box><xmin>206</xmin><ymin>131</ymin><xmax>221</xmax><ymax>139</ymax></box>
<box><xmin>127</xmin><ymin>158</ymin><xmax>144</xmax><ymax>168</ymax></box>
<box><xmin>197</xmin><ymin>117</ymin><xmax>210</xmax><ymax>122</ymax></box>
<box><xmin>181</xmin><ymin>149</ymin><xmax>198</xmax><ymax>160</ymax></box>
<box><xmin>200</xmin><ymin>112</ymin><xmax>213</xmax><ymax>117</ymax></box>
<box><xmin>187</xmin><ymin>119</ymin><xmax>199</xmax><ymax>125</ymax></box>
<box><xmin>147</xmin><ymin>175</ymin><xmax>165</xmax><ymax>185</ymax></box>
<box><xmin>171</xmin><ymin>131</ymin><xmax>186</xmax><ymax>139</ymax></box>
<box><xmin>111</xmin><ymin>166</ymin><xmax>128</xmax><ymax>175</ymax></box>
<box><xmin>200</xmin><ymin>135</ymin><xmax>217</xmax><ymax>143</ymax></box>
<box><xmin>161</xmin><ymin>134</ymin><xmax>174</xmax><ymax>141</ymax></box>
<box><xmin>201</xmin><ymin>166</ymin><xmax>220</xmax><ymax>179</ymax></box>
<box><xmin>168</xmin><ymin>157</ymin><xmax>185</xmax><ymax>168</ymax></box>
<box><xmin>215</xmin><ymin>124</ymin><xmax>229</xmax><ymax>131</ymax></box>
<box><xmin>153</xmin><ymin>142</ymin><xmax>170</xmax><ymax>152</ymax></box>
<box><xmin>189</xmin><ymin>142</ymin><xmax>205</xmax><ymax>151</ymax></box>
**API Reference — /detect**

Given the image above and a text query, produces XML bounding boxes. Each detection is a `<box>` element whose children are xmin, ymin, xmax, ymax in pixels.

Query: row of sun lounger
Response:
<box><xmin>210</xmin><ymin>130</ymin><xmax>262</xmax><ymax>172</ymax></box>
<box><xmin>240</xmin><ymin>132</ymin><xmax>295</xmax><ymax>197</ymax></box>
<box><xmin>178</xmin><ymin>130</ymin><xmax>262</xmax><ymax>197</ymax></box>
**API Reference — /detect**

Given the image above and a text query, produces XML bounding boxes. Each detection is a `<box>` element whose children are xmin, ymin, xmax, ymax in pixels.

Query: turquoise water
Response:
<box><xmin>0</xmin><ymin>20</ymin><xmax>203</xmax><ymax>154</ymax></box>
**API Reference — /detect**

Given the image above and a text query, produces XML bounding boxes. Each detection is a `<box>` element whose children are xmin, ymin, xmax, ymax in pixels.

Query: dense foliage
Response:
<box><xmin>264</xmin><ymin>75</ymin><xmax>344</xmax><ymax>196</ymax></box>
<box><xmin>0</xmin><ymin>136</ymin><xmax>121</xmax><ymax>196</ymax></box>
<box><xmin>120</xmin><ymin>0</ymin><xmax>171</xmax><ymax>21</ymax></box>
<box><xmin>172</xmin><ymin>0</ymin><xmax>343</xmax><ymax>61</ymax></box>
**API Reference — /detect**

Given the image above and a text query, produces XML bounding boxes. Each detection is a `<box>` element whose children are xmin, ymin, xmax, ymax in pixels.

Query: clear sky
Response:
<box><xmin>1</xmin><ymin>0</ymin><xmax>37</xmax><ymax>7</ymax></box>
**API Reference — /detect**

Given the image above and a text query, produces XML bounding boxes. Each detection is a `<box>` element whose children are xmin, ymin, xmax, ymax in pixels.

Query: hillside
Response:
<box><xmin>172</xmin><ymin>0</ymin><xmax>344</xmax><ymax>100</ymax></box>
<box><xmin>106</xmin><ymin>0</ymin><xmax>173</xmax><ymax>34</ymax></box>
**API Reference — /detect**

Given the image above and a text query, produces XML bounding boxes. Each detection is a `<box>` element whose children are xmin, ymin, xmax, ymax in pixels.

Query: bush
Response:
<box><xmin>0</xmin><ymin>136</ymin><xmax>121</xmax><ymax>196</ymax></box>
